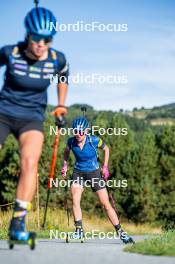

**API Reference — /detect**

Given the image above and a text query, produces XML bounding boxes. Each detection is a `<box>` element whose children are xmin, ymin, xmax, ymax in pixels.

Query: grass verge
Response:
<box><xmin>124</xmin><ymin>230</ymin><xmax>175</xmax><ymax>256</ymax></box>
<box><xmin>0</xmin><ymin>208</ymin><xmax>162</xmax><ymax>240</ymax></box>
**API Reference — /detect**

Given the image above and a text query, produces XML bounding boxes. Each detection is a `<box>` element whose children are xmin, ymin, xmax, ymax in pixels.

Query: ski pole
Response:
<box><xmin>81</xmin><ymin>106</ymin><xmax>87</xmax><ymax>117</ymax></box>
<box><xmin>42</xmin><ymin>107</ymin><xmax>67</xmax><ymax>228</ymax></box>
<box><xmin>42</xmin><ymin>131</ymin><xmax>60</xmax><ymax>228</ymax></box>
<box><xmin>109</xmin><ymin>191</ymin><xmax>118</xmax><ymax>214</ymax></box>
<box><xmin>34</xmin><ymin>0</ymin><xmax>39</xmax><ymax>8</ymax></box>
<box><xmin>105</xmin><ymin>178</ymin><xmax>120</xmax><ymax>216</ymax></box>
<box><xmin>64</xmin><ymin>178</ymin><xmax>70</xmax><ymax>226</ymax></box>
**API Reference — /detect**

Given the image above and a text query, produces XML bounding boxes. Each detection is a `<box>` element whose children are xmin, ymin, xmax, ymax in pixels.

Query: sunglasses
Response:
<box><xmin>30</xmin><ymin>35</ymin><xmax>52</xmax><ymax>44</ymax></box>
<box><xmin>74</xmin><ymin>129</ymin><xmax>85</xmax><ymax>136</ymax></box>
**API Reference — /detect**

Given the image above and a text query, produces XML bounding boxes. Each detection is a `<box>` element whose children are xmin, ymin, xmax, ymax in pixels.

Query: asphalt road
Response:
<box><xmin>0</xmin><ymin>236</ymin><xmax>174</xmax><ymax>264</ymax></box>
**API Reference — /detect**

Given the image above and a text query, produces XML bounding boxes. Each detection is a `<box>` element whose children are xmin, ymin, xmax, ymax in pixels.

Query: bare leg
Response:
<box><xmin>96</xmin><ymin>188</ymin><xmax>120</xmax><ymax>226</ymax></box>
<box><xmin>9</xmin><ymin>130</ymin><xmax>44</xmax><ymax>238</ymax></box>
<box><xmin>71</xmin><ymin>183</ymin><xmax>84</xmax><ymax>221</ymax></box>
<box><xmin>17</xmin><ymin>130</ymin><xmax>44</xmax><ymax>201</ymax></box>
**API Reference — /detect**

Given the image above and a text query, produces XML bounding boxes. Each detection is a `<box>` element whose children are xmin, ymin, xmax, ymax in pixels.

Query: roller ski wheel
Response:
<box><xmin>9</xmin><ymin>242</ymin><xmax>14</xmax><ymax>250</ymax></box>
<box><xmin>28</xmin><ymin>232</ymin><xmax>36</xmax><ymax>250</ymax></box>
<box><xmin>66</xmin><ymin>235</ymin><xmax>85</xmax><ymax>243</ymax></box>
<box><xmin>8</xmin><ymin>232</ymin><xmax>36</xmax><ymax>250</ymax></box>
<box><xmin>119</xmin><ymin>230</ymin><xmax>135</xmax><ymax>244</ymax></box>
<box><xmin>66</xmin><ymin>229</ymin><xmax>85</xmax><ymax>243</ymax></box>
<box><xmin>66</xmin><ymin>233</ymin><xmax>69</xmax><ymax>243</ymax></box>
<box><xmin>122</xmin><ymin>236</ymin><xmax>135</xmax><ymax>244</ymax></box>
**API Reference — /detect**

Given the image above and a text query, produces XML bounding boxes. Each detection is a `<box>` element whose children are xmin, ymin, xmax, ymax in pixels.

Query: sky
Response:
<box><xmin>0</xmin><ymin>0</ymin><xmax>175</xmax><ymax>111</ymax></box>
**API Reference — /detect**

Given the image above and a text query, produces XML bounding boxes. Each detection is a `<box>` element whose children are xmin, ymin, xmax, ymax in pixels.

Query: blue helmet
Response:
<box><xmin>72</xmin><ymin>117</ymin><xmax>89</xmax><ymax>131</ymax></box>
<box><xmin>24</xmin><ymin>7</ymin><xmax>57</xmax><ymax>37</ymax></box>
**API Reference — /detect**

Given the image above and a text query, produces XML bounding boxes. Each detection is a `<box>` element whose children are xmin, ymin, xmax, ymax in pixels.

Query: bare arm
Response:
<box><xmin>102</xmin><ymin>145</ymin><xmax>109</xmax><ymax>167</ymax></box>
<box><xmin>57</xmin><ymin>83</ymin><xmax>68</xmax><ymax>106</ymax></box>
<box><xmin>63</xmin><ymin>145</ymin><xmax>70</xmax><ymax>166</ymax></box>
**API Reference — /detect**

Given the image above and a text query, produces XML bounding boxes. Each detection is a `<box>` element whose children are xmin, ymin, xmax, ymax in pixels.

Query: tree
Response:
<box><xmin>157</xmin><ymin>126</ymin><xmax>175</xmax><ymax>229</ymax></box>
<box><xmin>122</xmin><ymin>130</ymin><xmax>159</xmax><ymax>223</ymax></box>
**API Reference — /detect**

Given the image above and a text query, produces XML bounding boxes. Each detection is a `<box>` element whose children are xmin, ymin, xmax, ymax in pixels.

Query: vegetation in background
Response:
<box><xmin>0</xmin><ymin>104</ymin><xmax>175</xmax><ymax>230</ymax></box>
<box><xmin>0</xmin><ymin>208</ymin><xmax>162</xmax><ymax>240</ymax></box>
<box><xmin>124</xmin><ymin>230</ymin><xmax>175</xmax><ymax>256</ymax></box>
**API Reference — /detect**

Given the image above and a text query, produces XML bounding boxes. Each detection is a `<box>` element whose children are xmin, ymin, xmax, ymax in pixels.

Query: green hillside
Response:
<box><xmin>125</xmin><ymin>103</ymin><xmax>175</xmax><ymax>125</ymax></box>
<box><xmin>0</xmin><ymin>103</ymin><xmax>175</xmax><ymax>230</ymax></box>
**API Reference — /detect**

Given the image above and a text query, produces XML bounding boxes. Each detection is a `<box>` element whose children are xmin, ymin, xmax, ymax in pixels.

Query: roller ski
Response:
<box><xmin>8</xmin><ymin>201</ymin><xmax>36</xmax><ymax>250</ymax></box>
<box><xmin>9</xmin><ymin>231</ymin><xmax>36</xmax><ymax>250</ymax></box>
<box><xmin>118</xmin><ymin>228</ymin><xmax>135</xmax><ymax>244</ymax></box>
<box><xmin>66</xmin><ymin>227</ymin><xmax>85</xmax><ymax>243</ymax></box>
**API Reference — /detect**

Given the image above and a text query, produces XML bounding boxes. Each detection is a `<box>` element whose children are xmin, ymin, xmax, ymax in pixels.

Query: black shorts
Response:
<box><xmin>0</xmin><ymin>113</ymin><xmax>44</xmax><ymax>145</ymax></box>
<box><xmin>71</xmin><ymin>168</ymin><xmax>106</xmax><ymax>192</ymax></box>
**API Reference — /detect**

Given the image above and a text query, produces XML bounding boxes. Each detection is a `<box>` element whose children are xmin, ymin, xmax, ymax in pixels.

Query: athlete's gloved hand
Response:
<box><xmin>51</xmin><ymin>105</ymin><xmax>68</xmax><ymax>128</ymax></box>
<box><xmin>61</xmin><ymin>164</ymin><xmax>68</xmax><ymax>178</ymax></box>
<box><xmin>55</xmin><ymin>115</ymin><xmax>66</xmax><ymax>128</ymax></box>
<box><xmin>102</xmin><ymin>165</ymin><xmax>110</xmax><ymax>181</ymax></box>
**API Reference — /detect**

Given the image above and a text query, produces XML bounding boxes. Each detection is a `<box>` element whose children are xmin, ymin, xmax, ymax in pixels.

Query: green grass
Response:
<box><xmin>0</xmin><ymin>208</ymin><xmax>162</xmax><ymax>240</ymax></box>
<box><xmin>124</xmin><ymin>231</ymin><xmax>175</xmax><ymax>256</ymax></box>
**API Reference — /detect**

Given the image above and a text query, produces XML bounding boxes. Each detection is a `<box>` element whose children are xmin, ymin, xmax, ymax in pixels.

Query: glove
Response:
<box><xmin>55</xmin><ymin>115</ymin><xmax>66</xmax><ymax>128</ymax></box>
<box><xmin>51</xmin><ymin>105</ymin><xmax>68</xmax><ymax>128</ymax></box>
<box><xmin>61</xmin><ymin>164</ymin><xmax>68</xmax><ymax>177</ymax></box>
<box><xmin>51</xmin><ymin>105</ymin><xmax>68</xmax><ymax>116</ymax></box>
<box><xmin>102</xmin><ymin>165</ymin><xmax>110</xmax><ymax>181</ymax></box>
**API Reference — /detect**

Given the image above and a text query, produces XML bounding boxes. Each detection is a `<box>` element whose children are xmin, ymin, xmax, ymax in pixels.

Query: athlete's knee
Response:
<box><xmin>101</xmin><ymin>200</ymin><xmax>112</xmax><ymax>211</ymax></box>
<box><xmin>71</xmin><ymin>184</ymin><xmax>82</xmax><ymax>195</ymax></box>
<box><xmin>21</xmin><ymin>156</ymin><xmax>38</xmax><ymax>171</ymax></box>
<box><xmin>0</xmin><ymin>144</ymin><xmax>2</xmax><ymax>150</ymax></box>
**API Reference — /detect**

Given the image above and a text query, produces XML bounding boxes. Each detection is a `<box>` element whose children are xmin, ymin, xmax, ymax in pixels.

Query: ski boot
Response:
<box><xmin>66</xmin><ymin>227</ymin><xmax>85</xmax><ymax>243</ymax></box>
<box><xmin>118</xmin><ymin>228</ymin><xmax>135</xmax><ymax>244</ymax></box>
<box><xmin>8</xmin><ymin>201</ymin><xmax>36</xmax><ymax>250</ymax></box>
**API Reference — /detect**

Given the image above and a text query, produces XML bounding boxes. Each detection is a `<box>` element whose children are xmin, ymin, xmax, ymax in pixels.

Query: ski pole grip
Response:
<box><xmin>51</xmin><ymin>105</ymin><xmax>68</xmax><ymax>117</ymax></box>
<box><xmin>81</xmin><ymin>106</ymin><xmax>87</xmax><ymax>116</ymax></box>
<box><xmin>55</xmin><ymin>115</ymin><xmax>66</xmax><ymax>128</ymax></box>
